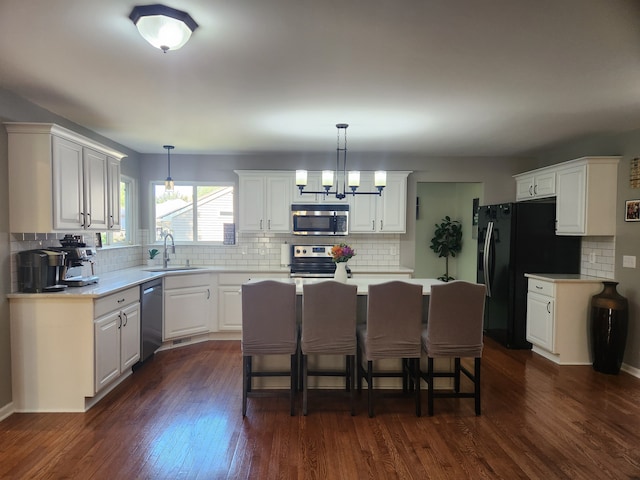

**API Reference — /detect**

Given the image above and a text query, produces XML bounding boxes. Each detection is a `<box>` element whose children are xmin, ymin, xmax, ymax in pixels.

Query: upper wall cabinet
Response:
<box><xmin>555</xmin><ymin>157</ymin><xmax>619</xmax><ymax>236</ymax></box>
<box><xmin>236</xmin><ymin>171</ymin><xmax>293</xmax><ymax>233</ymax></box>
<box><xmin>5</xmin><ymin>123</ymin><xmax>126</xmax><ymax>233</ymax></box>
<box><xmin>350</xmin><ymin>172</ymin><xmax>410</xmax><ymax>233</ymax></box>
<box><xmin>515</xmin><ymin>169</ymin><xmax>556</xmax><ymax>201</ymax></box>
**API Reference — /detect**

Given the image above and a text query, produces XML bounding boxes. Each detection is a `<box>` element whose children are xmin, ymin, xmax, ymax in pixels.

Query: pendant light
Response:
<box><xmin>164</xmin><ymin>145</ymin><xmax>175</xmax><ymax>191</ymax></box>
<box><xmin>296</xmin><ymin>124</ymin><xmax>386</xmax><ymax>199</ymax></box>
<box><xmin>129</xmin><ymin>4</ymin><xmax>198</xmax><ymax>53</ymax></box>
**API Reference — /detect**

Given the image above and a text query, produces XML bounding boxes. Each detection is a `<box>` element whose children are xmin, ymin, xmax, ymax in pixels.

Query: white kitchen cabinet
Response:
<box><xmin>525</xmin><ymin>274</ymin><xmax>603</xmax><ymax>365</ymax></box>
<box><xmin>94</xmin><ymin>286</ymin><xmax>140</xmax><ymax>393</ymax></box>
<box><xmin>217</xmin><ymin>272</ymin><xmax>289</xmax><ymax>331</ymax></box>
<box><xmin>164</xmin><ymin>273</ymin><xmax>214</xmax><ymax>340</ymax></box>
<box><xmin>555</xmin><ymin>157</ymin><xmax>619</xmax><ymax>235</ymax></box>
<box><xmin>107</xmin><ymin>156</ymin><xmax>121</xmax><ymax>230</ymax></box>
<box><xmin>350</xmin><ymin>172</ymin><xmax>410</xmax><ymax>233</ymax></box>
<box><xmin>5</xmin><ymin>122</ymin><xmax>126</xmax><ymax>233</ymax></box>
<box><xmin>514</xmin><ymin>169</ymin><xmax>556</xmax><ymax>201</ymax></box>
<box><xmin>236</xmin><ymin>171</ymin><xmax>293</xmax><ymax>232</ymax></box>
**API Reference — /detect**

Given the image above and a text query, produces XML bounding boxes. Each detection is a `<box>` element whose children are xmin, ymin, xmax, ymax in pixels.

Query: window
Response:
<box><xmin>101</xmin><ymin>175</ymin><xmax>136</xmax><ymax>247</ymax></box>
<box><xmin>153</xmin><ymin>183</ymin><xmax>234</xmax><ymax>243</ymax></box>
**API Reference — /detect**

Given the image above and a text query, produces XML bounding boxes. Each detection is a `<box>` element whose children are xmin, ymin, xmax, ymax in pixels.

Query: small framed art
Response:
<box><xmin>625</xmin><ymin>199</ymin><xmax>640</xmax><ymax>222</ymax></box>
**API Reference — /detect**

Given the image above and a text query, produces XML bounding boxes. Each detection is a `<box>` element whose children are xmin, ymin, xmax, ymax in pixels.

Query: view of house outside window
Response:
<box><xmin>153</xmin><ymin>183</ymin><xmax>234</xmax><ymax>242</ymax></box>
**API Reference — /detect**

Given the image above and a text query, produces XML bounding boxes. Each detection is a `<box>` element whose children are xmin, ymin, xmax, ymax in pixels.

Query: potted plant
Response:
<box><xmin>147</xmin><ymin>248</ymin><xmax>160</xmax><ymax>266</ymax></box>
<box><xmin>430</xmin><ymin>216</ymin><xmax>462</xmax><ymax>282</ymax></box>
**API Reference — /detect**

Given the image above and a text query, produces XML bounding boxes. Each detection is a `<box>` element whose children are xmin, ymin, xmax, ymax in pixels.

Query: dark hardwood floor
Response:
<box><xmin>1</xmin><ymin>337</ymin><xmax>640</xmax><ymax>479</ymax></box>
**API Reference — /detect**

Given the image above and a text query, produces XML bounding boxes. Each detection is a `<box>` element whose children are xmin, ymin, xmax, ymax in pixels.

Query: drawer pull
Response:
<box><xmin>536</xmin><ymin>285</ymin><xmax>543</xmax><ymax>289</ymax></box>
<box><xmin>117</xmin><ymin>298</ymin><xmax>125</xmax><ymax>303</ymax></box>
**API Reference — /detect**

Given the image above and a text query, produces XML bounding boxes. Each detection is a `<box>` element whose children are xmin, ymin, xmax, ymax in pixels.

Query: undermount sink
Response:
<box><xmin>144</xmin><ymin>266</ymin><xmax>204</xmax><ymax>272</ymax></box>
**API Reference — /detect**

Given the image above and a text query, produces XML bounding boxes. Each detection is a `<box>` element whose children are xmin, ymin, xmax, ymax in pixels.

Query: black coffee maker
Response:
<box><xmin>17</xmin><ymin>249</ymin><xmax>67</xmax><ymax>293</ymax></box>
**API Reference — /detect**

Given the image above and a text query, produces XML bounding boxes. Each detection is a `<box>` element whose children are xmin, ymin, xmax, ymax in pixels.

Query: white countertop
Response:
<box><xmin>7</xmin><ymin>264</ymin><xmax>414</xmax><ymax>299</ymax></box>
<box><xmin>524</xmin><ymin>273</ymin><xmax>613</xmax><ymax>283</ymax></box>
<box><xmin>246</xmin><ymin>277</ymin><xmax>443</xmax><ymax>295</ymax></box>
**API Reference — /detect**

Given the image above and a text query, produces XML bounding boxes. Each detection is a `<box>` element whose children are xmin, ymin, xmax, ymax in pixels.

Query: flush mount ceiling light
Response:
<box><xmin>129</xmin><ymin>4</ymin><xmax>198</xmax><ymax>53</ymax></box>
<box><xmin>164</xmin><ymin>145</ymin><xmax>175</xmax><ymax>191</ymax></box>
<box><xmin>296</xmin><ymin>124</ymin><xmax>387</xmax><ymax>200</ymax></box>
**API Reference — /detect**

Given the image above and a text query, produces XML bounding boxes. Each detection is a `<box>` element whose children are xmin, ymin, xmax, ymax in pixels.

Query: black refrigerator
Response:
<box><xmin>477</xmin><ymin>202</ymin><xmax>581</xmax><ymax>349</ymax></box>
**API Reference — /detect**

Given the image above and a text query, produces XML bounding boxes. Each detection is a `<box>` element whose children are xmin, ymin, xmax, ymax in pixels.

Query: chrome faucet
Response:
<box><xmin>163</xmin><ymin>233</ymin><xmax>175</xmax><ymax>268</ymax></box>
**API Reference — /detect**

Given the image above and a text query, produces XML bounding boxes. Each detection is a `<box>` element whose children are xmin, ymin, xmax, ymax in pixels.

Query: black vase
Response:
<box><xmin>590</xmin><ymin>281</ymin><xmax>629</xmax><ymax>374</ymax></box>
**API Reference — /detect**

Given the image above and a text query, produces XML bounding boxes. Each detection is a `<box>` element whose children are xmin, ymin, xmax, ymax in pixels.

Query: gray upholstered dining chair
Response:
<box><xmin>357</xmin><ymin>281</ymin><xmax>423</xmax><ymax>417</ymax></box>
<box><xmin>241</xmin><ymin>280</ymin><xmax>298</xmax><ymax>417</ymax></box>
<box><xmin>422</xmin><ymin>280</ymin><xmax>486</xmax><ymax>416</ymax></box>
<box><xmin>301</xmin><ymin>281</ymin><xmax>358</xmax><ymax>415</ymax></box>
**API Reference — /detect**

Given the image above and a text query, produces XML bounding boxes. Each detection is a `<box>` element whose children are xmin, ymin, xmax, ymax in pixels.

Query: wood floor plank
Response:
<box><xmin>1</xmin><ymin>338</ymin><xmax>640</xmax><ymax>479</ymax></box>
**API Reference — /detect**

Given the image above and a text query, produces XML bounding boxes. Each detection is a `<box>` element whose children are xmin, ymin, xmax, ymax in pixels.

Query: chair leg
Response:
<box><xmin>356</xmin><ymin>342</ymin><xmax>363</xmax><ymax>392</ymax></box>
<box><xmin>290</xmin><ymin>353</ymin><xmax>296</xmax><ymax>416</ymax></box>
<box><xmin>349</xmin><ymin>354</ymin><xmax>356</xmax><ymax>416</ymax></box>
<box><xmin>474</xmin><ymin>357</ymin><xmax>481</xmax><ymax>416</ymax></box>
<box><xmin>302</xmin><ymin>354</ymin><xmax>308</xmax><ymax>416</ymax></box>
<box><xmin>454</xmin><ymin>357</ymin><xmax>461</xmax><ymax>393</ymax></box>
<box><xmin>414</xmin><ymin>358</ymin><xmax>421</xmax><ymax>417</ymax></box>
<box><xmin>367</xmin><ymin>360</ymin><xmax>374</xmax><ymax>418</ymax></box>
<box><xmin>402</xmin><ymin>358</ymin><xmax>408</xmax><ymax>393</ymax></box>
<box><xmin>427</xmin><ymin>356</ymin><xmax>434</xmax><ymax>416</ymax></box>
<box><xmin>242</xmin><ymin>355</ymin><xmax>250</xmax><ymax>417</ymax></box>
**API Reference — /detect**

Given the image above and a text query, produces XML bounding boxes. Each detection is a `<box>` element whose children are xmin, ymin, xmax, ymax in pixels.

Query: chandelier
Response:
<box><xmin>295</xmin><ymin>124</ymin><xmax>386</xmax><ymax>200</ymax></box>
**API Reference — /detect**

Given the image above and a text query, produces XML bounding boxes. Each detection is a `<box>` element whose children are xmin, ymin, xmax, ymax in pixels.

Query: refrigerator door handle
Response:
<box><xmin>483</xmin><ymin>221</ymin><xmax>493</xmax><ymax>297</ymax></box>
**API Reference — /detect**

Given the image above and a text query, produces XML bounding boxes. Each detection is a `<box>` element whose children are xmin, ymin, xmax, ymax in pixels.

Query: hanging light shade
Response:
<box><xmin>296</xmin><ymin>124</ymin><xmax>386</xmax><ymax>199</ymax></box>
<box><xmin>129</xmin><ymin>4</ymin><xmax>198</xmax><ymax>53</ymax></box>
<box><xmin>164</xmin><ymin>145</ymin><xmax>175</xmax><ymax>191</ymax></box>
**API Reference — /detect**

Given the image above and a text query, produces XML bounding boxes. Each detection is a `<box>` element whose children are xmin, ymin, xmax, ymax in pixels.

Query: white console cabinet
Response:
<box><xmin>5</xmin><ymin>122</ymin><xmax>126</xmax><ymax>233</ymax></box>
<box><xmin>525</xmin><ymin>274</ymin><xmax>604</xmax><ymax>365</ymax></box>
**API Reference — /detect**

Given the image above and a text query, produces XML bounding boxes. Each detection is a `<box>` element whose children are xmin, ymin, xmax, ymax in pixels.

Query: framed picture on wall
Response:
<box><xmin>625</xmin><ymin>199</ymin><xmax>640</xmax><ymax>222</ymax></box>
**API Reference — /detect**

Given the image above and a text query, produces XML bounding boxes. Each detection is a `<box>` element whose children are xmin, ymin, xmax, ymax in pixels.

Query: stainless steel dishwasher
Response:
<box><xmin>140</xmin><ymin>278</ymin><xmax>163</xmax><ymax>363</ymax></box>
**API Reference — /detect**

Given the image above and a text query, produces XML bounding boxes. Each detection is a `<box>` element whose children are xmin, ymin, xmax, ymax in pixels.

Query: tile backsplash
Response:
<box><xmin>9</xmin><ymin>232</ymin><xmax>615</xmax><ymax>292</ymax></box>
<box><xmin>9</xmin><ymin>231</ymin><xmax>401</xmax><ymax>292</ymax></box>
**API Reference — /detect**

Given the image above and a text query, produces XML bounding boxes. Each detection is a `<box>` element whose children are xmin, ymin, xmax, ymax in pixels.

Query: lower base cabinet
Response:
<box><xmin>217</xmin><ymin>273</ymin><xmax>289</xmax><ymax>331</ymax></box>
<box><xmin>525</xmin><ymin>275</ymin><xmax>603</xmax><ymax>365</ymax></box>
<box><xmin>95</xmin><ymin>300</ymin><xmax>140</xmax><ymax>393</ymax></box>
<box><xmin>163</xmin><ymin>273</ymin><xmax>215</xmax><ymax>340</ymax></box>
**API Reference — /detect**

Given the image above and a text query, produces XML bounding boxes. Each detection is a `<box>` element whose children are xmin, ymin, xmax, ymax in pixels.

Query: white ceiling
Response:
<box><xmin>1</xmin><ymin>0</ymin><xmax>640</xmax><ymax>158</ymax></box>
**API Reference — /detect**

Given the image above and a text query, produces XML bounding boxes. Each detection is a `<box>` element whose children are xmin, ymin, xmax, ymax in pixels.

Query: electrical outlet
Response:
<box><xmin>623</xmin><ymin>255</ymin><xmax>636</xmax><ymax>268</ymax></box>
<box><xmin>589</xmin><ymin>252</ymin><xmax>596</xmax><ymax>264</ymax></box>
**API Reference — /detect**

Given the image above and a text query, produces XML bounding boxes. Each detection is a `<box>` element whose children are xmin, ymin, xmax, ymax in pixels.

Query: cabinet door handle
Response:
<box><xmin>122</xmin><ymin>311</ymin><xmax>128</xmax><ymax>327</ymax></box>
<box><xmin>80</xmin><ymin>212</ymin><xmax>86</xmax><ymax>227</ymax></box>
<box><xmin>268</xmin><ymin>219</ymin><xmax>271</xmax><ymax>230</ymax></box>
<box><xmin>86</xmin><ymin>212</ymin><xmax>91</xmax><ymax>228</ymax></box>
<box><xmin>529</xmin><ymin>185</ymin><xmax>533</xmax><ymax>195</ymax></box>
<box><xmin>117</xmin><ymin>313</ymin><xmax>122</xmax><ymax>329</ymax></box>
<box><xmin>260</xmin><ymin>219</ymin><xmax>263</xmax><ymax>230</ymax></box>
<box><xmin>547</xmin><ymin>302</ymin><xmax>551</xmax><ymax>314</ymax></box>
<box><xmin>207</xmin><ymin>289</ymin><xmax>211</xmax><ymax>300</ymax></box>
<box><xmin>380</xmin><ymin>220</ymin><xmax>383</xmax><ymax>231</ymax></box>
<box><xmin>534</xmin><ymin>184</ymin><xmax>538</xmax><ymax>195</ymax></box>
<box><xmin>372</xmin><ymin>220</ymin><xmax>375</xmax><ymax>231</ymax></box>
<box><xmin>109</xmin><ymin>215</ymin><xmax>114</xmax><ymax>229</ymax></box>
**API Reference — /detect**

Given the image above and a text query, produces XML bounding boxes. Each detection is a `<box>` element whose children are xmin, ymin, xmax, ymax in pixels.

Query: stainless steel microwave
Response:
<box><xmin>291</xmin><ymin>204</ymin><xmax>349</xmax><ymax>236</ymax></box>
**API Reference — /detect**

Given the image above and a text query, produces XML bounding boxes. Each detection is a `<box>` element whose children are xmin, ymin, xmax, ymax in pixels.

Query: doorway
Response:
<box><xmin>414</xmin><ymin>182</ymin><xmax>482</xmax><ymax>281</ymax></box>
